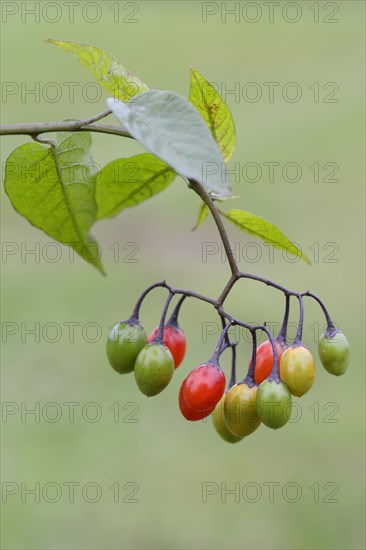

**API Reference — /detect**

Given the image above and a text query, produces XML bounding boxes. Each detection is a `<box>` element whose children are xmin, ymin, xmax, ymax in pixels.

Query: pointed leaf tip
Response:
<box><xmin>45</xmin><ymin>39</ymin><xmax>148</xmax><ymax>101</ymax></box>
<box><xmin>219</xmin><ymin>209</ymin><xmax>311</xmax><ymax>265</ymax></box>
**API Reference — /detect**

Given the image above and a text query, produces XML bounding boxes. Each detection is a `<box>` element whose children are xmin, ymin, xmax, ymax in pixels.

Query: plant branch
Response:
<box><xmin>188</xmin><ymin>179</ymin><xmax>239</xmax><ymax>280</ymax></box>
<box><xmin>0</xmin><ymin>110</ymin><xmax>133</xmax><ymax>140</ymax></box>
<box><xmin>211</xmin><ymin>321</ymin><xmax>234</xmax><ymax>364</ymax></box>
<box><xmin>301</xmin><ymin>291</ymin><xmax>336</xmax><ymax>332</ymax></box>
<box><xmin>277</xmin><ymin>293</ymin><xmax>290</xmax><ymax>345</ymax></box>
<box><xmin>1</xmin><ymin>107</ymin><xmax>336</xmax><ymax>358</ymax></box>
<box><xmin>133</xmin><ymin>281</ymin><xmax>280</xmax><ymax>361</ymax></box>
<box><xmin>131</xmin><ymin>281</ymin><xmax>167</xmax><ymax>320</ymax></box>
<box><xmin>166</xmin><ymin>295</ymin><xmax>187</xmax><ymax>327</ymax></box>
<box><xmin>228</xmin><ymin>344</ymin><xmax>237</xmax><ymax>389</ymax></box>
<box><xmin>2</xmin><ymin>115</ymin><xmax>331</xmax><ymax>343</ymax></box>
<box><xmin>242</xmin><ymin>329</ymin><xmax>257</xmax><ymax>386</ymax></box>
<box><xmin>156</xmin><ymin>292</ymin><xmax>174</xmax><ymax>342</ymax></box>
<box><xmin>293</xmin><ymin>294</ymin><xmax>304</xmax><ymax>345</ymax></box>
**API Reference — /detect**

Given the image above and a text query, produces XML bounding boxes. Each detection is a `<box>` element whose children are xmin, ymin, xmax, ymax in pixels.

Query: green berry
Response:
<box><xmin>318</xmin><ymin>331</ymin><xmax>350</xmax><ymax>376</ymax></box>
<box><xmin>107</xmin><ymin>321</ymin><xmax>147</xmax><ymax>374</ymax></box>
<box><xmin>224</xmin><ymin>383</ymin><xmax>261</xmax><ymax>437</ymax></box>
<box><xmin>256</xmin><ymin>380</ymin><xmax>292</xmax><ymax>429</ymax></box>
<box><xmin>212</xmin><ymin>395</ymin><xmax>243</xmax><ymax>444</ymax></box>
<box><xmin>280</xmin><ymin>345</ymin><xmax>315</xmax><ymax>397</ymax></box>
<box><xmin>134</xmin><ymin>343</ymin><xmax>174</xmax><ymax>396</ymax></box>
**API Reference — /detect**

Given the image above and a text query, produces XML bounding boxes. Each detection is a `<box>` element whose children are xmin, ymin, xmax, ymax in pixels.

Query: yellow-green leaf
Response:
<box><xmin>45</xmin><ymin>39</ymin><xmax>148</xmax><ymax>101</ymax></box>
<box><xmin>219</xmin><ymin>209</ymin><xmax>311</xmax><ymax>265</ymax></box>
<box><xmin>192</xmin><ymin>194</ymin><xmax>239</xmax><ymax>231</ymax></box>
<box><xmin>189</xmin><ymin>68</ymin><xmax>236</xmax><ymax>162</ymax></box>
<box><xmin>96</xmin><ymin>154</ymin><xmax>176</xmax><ymax>219</ymax></box>
<box><xmin>4</xmin><ymin>134</ymin><xmax>104</xmax><ymax>273</ymax></box>
<box><xmin>192</xmin><ymin>202</ymin><xmax>209</xmax><ymax>230</ymax></box>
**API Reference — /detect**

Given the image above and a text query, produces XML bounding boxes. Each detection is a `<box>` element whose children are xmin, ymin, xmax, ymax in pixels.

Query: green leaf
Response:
<box><xmin>107</xmin><ymin>90</ymin><xmax>233</xmax><ymax>198</ymax></box>
<box><xmin>96</xmin><ymin>153</ymin><xmax>176</xmax><ymax>219</ymax></box>
<box><xmin>192</xmin><ymin>194</ymin><xmax>239</xmax><ymax>231</ymax></box>
<box><xmin>192</xmin><ymin>202</ymin><xmax>209</xmax><ymax>230</ymax></box>
<box><xmin>4</xmin><ymin>134</ymin><xmax>104</xmax><ymax>273</ymax></box>
<box><xmin>219</xmin><ymin>209</ymin><xmax>311</xmax><ymax>265</ymax></box>
<box><xmin>45</xmin><ymin>39</ymin><xmax>148</xmax><ymax>101</ymax></box>
<box><xmin>189</xmin><ymin>68</ymin><xmax>236</xmax><ymax>162</ymax></box>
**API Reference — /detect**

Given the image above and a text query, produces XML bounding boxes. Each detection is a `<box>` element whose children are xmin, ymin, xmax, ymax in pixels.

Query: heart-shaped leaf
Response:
<box><xmin>4</xmin><ymin>133</ymin><xmax>104</xmax><ymax>273</ymax></box>
<box><xmin>189</xmin><ymin>68</ymin><xmax>236</xmax><ymax>162</ymax></box>
<box><xmin>45</xmin><ymin>39</ymin><xmax>148</xmax><ymax>101</ymax></box>
<box><xmin>219</xmin><ymin>209</ymin><xmax>311</xmax><ymax>264</ymax></box>
<box><xmin>96</xmin><ymin>153</ymin><xmax>176</xmax><ymax>219</ymax></box>
<box><xmin>107</xmin><ymin>90</ymin><xmax>233</xmax><ymax>198</ymax></box>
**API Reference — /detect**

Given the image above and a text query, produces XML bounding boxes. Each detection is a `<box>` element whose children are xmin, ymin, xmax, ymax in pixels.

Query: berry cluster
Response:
<box><xmin>107</xmin><ymin>292</ymin><xmax>186</xmax><ymax>396</ymax></box>
<box><xmin>106</xmin><ymin>281</ymin><xmax>350</xmax><ymax>444</ymax></box>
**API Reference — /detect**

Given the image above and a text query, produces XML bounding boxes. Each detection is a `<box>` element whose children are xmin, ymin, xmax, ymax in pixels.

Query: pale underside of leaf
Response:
<box><xmin>96</xmin><ymin>153</ymin><xmax>176</xmax><ymax>219</ymax></box>
<box><xmin>189</xmin><ymin>68</ymin><xmax>236</xmax><ymax>163</ymax></box>
<box><xmin>107</xmin><ymin>90</ymin><xmax>233</xmax><ymax>198</ymax></box>
<box><xmin>219</xmin><ymin>209</ymin><xmax>311</xmax><ymax>264</ymax></box>
<box><xmin>4</xmin><ymin>135</ymin><xmax>104</xmax><ymax>273</ymax></box>
<box><xmin>45</xmin><ymin>39</ymin><xmax>148</xmax><ymax>101</ymax></box>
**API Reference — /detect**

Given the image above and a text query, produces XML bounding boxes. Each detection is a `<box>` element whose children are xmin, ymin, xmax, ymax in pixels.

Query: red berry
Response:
<box><xmin>250</xmin><ymin>340</ymin><xmax>286</xmax><ymax>385</ymax></box>
<box><xmin>148</xmin><ymin>325</ymin><xmax>186</xmax><ymax>368</ymax></box>
<box><xmin>183</xmin><ymin>363</ymin><xmax>226</xmax><ymax>412</ymax></box>
<box><xmin>178</xmin><ymin>380</ymin><xmax>213</xmax><ymax>421</ymax></box>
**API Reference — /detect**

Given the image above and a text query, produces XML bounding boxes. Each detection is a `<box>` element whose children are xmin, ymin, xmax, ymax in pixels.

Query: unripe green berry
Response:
<box><xmin>107</xmin><ymin>321</ymin><xmax>147</xmax><ymax>374</ymax></box>
<box><xmin>134</xmin><ymin>343</ymin><xmax>174</xmax><ymax>396</ymax></box>
<box><xmin>318</xmin><ymin>331</ymin><xmax>350</xmax><ymax>376</ymax></box>
<box><xmin>224</xmin><ymin>383</ymin><xmax>261</xmax><ymax>437</ymax></box>
<box><xmin>256</xmin><ymin>380</ymin><xmax>292</xmax><ymax>429</ymax></box>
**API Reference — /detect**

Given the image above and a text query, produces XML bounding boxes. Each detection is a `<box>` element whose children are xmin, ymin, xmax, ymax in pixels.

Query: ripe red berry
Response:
<box><xmin>183</xmin><ymin>363</ymin><xmax>226</xmax><ymax>412</ymax></box>
<box><xmin>148</xmin><ymin>324</ymin><xmax>186</xmax><ymax>368</ymax></box>
<box><xmin>178</xmin><ymin>380</ymin><xmax>214</xmax><ymax>421</ymax></box>
<box><xmin>250</xmin><ymin>339</ymin><xmax>286</xmax><ymax>385</ymax></box>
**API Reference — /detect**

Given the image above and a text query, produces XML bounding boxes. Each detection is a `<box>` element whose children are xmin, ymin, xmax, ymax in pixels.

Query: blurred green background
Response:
<box><xmin>1</xmin><ymin>1</ymin><xmax>365</xmax><ymax>549</ymax></box>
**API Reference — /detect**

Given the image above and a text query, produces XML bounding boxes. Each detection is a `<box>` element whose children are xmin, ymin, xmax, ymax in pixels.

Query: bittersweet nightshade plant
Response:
<box><xmin>1</xmin><ymin>40</ymin><xmax>350</xmax><ymax>443</ymax></box>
